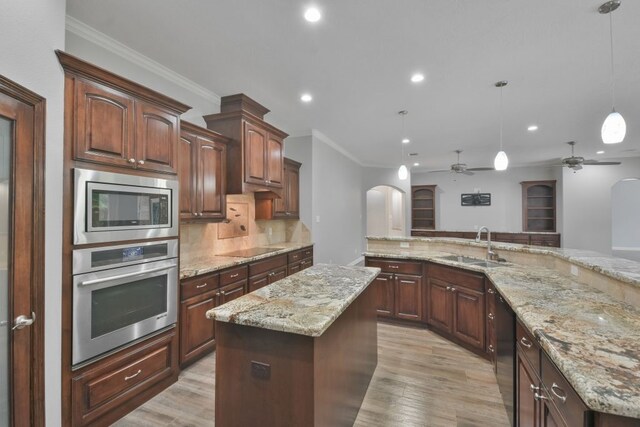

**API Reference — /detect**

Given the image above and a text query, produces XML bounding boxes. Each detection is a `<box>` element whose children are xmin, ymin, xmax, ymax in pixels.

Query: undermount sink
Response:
<box><xmin>439</xmin><ymin>255</ymin><xmax>506</xmax><ymax>268</ymax></box>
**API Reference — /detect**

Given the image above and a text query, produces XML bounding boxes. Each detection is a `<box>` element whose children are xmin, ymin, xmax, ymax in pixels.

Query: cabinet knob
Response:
<box><xmin>487</xmin><ymin>288</ymin><xmax>495</xmax><ymax>294</ymax></box>
<box><xmin>488</xmin><ymin>313</ymin><xmax>495</xmax><ymax>320</ymax></box>
<box><xmin>446</xmin><ymin>286</ymin><xmax>452</xmax><ymax>291</ymax></box>
<box><xmin>450</xmin><ymin>287</ymin><xmax>456</xmax><ymax>292</ymax></box>
<box><xmin>530</xmin><ymin>384</ymin><xmax>540</xmax><ymax>392</ymax></box>
<box><xmin>220</xmin><ymin>290</ymin><xmax>226</xmax><ymax>296</ymax></box>
<box><xmin>137</xmin><ymin>159</ymin><xmax>145</xmax><ymax>165</ymax></box>
<box><xmin>534</xmin><ymin>392</ymin><xmax>549</xmax><ymax>401</ymax></box>
<box><xmin>128</xmin><ymin>158</ymin><xmax>136</xmax><ymax>164</ymax></box>
<box><xmin>488</xmin><ymin>344</ymin><xmax>494</xmax><ymax>353</ymax></box>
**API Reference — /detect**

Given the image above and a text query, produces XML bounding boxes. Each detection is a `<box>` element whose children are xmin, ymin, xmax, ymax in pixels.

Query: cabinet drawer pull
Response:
<box><xmin>488</xmin><ymin>344</ymin><xmax>494</xmax><ymax>353</ymax></box>
<box><xmin>488</xmin><ymin>313</ymin><xmax>495</xmax><ymax>320</ymax></box>
<box><xmin>220</xmin><ymin>290</ymin><xmax>226</xmax><ymax>296</ymax></box>
<box><xmin>450</xmin><ymin>287</ymin><xmax>456</xmax><ymax>292</ymax></box>
<box><xmin>196</xmin><ymin>283</ymin><xmax>208</xmax><ymax>289</ymax></box>
<box><xmin>520</xmin><ymin>337</ymin><xmax>533</xmax><ymax>348</ymax></box>
<box><xmin>378</xmin><ymin>277</ymin><xmax>388</xmax><ymax>281</ymax></box>
<box><xmin>446</xmin><ymin>286</ymin><xmax>452</xmax><ymax>291</ymax></box>
<box><xmin>124</xmin><ymin>369</ymin><xmax>142</xmax><ymax>381</ymax></box>
<box><xmin>487</xmin><ymin>288</ymin><xmax>495</xmax><ymax>294</ymax></box>
<box><xmin>128</xmin><ymin>158</ymin><xmax>136</xmax><ymax>164</ymax></box>
<box><xmin>551</xmin><ymin>383</ymin><xmax>567</xmax><ymax>403</ymax></box>
<box><xmin>530</xmin><ymin>384</ymin><xmax>540</xmax><ymax>392</ymax></box>
<box><xmin>534</xmin><ymin>392</ymin><xmax>549</xmax><ymax>401</ymax></box>
<box><xmin>388</xmin><ymin>265</ymin><xmax>399</xmax><ymax>269</ymax></box>
<box><xmin>230</xmin><ymin>273</ymin><xmax>239</xmax><ymax>278</ymax></box>
<box><xmin>399</xmin><ymin>280</ymin><xmax>414</xmax><ymax>284</ymax></box>
<box><xmin>137</xmin><ymin>160</ymin><xmax>145</xmax><ymax>165</ymax></box>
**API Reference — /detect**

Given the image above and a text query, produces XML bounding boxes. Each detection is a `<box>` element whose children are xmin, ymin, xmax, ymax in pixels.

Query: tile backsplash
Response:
<box><xmin>180</xmin><ymin>194</ymin><xmax>311</xmax><ymax>263</ymax></box>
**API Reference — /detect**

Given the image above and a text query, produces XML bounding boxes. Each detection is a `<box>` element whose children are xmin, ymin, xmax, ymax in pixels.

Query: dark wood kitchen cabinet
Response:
<box><xmin>426</xmin><ymin>263</ymin><xmax>485</xmax><ymax>352</ymax></box>
<box><xmin>255</xmin><ymin>157</ymin><xmax>301</xmax><ymax>220</ymax></box>
<box><xmin>287</xmin><ymin>246</ymin><xmax>313</xmax><ymax>275</ymax></box>
<box><xmin>248</xmin><ymin>254</ymin><xmax>288</xmax><ymax>292</ymax></box>
<box><xmin>179</xmin><ymin>121</ymin><xmax>228</xmax><ymax>221</ymax></box>
<box><xmin>365</xmin><ymin>258</ymin><xmax>423</xmax><ymax>322</ymax></box>
<box><xmin>517</xmin><ymin>349</ymin><xmax>540</xmax><ymax>427</ymax></box>
<box><xmin>522</xmin><ymin>180</ymin><xmax>557</xmax><ymax>233</ymax></box>
<box><xmin>411</xmin><ymin>185</ymin><xmax>437</xmax><ymax>231</ymax></box>
<box><xmin>203</xmin><ymin>94</ymin><xmax>287</xmax><ymax>195</ymax></box>
<box><xmin>58</xmin><ymin>51</ymin><xmax>190</xmax><ymax>175</ymax></box>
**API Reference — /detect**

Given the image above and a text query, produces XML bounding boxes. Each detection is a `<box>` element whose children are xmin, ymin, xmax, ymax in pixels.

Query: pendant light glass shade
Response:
<box><xmin>398</xmin><ymin>164</ymin><xmax>408</xmax><ymax>180</ymax></box>
<box><xmin>494</xmin><ymin>151</ymin><xmax>509</xmax><ymax>171</ymax></box>
<box><xmin>601</xmin><ymin>109</ymin><xmax>626</xmax><ymax>144</ymax></box>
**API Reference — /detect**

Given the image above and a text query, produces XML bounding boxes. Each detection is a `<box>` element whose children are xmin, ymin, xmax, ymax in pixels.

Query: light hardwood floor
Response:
<box><xmin>115</xmin><ymin>323</ymin><xmax>510</xmax><ymax>427</ymax></box>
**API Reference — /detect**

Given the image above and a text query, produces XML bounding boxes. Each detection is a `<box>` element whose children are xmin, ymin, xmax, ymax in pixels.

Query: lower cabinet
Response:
<box><xmin>517</xmin><ymin>350</ymin><xmax>540</xmax><ymax>427</ymax></box>
<box><xmin>71</xmin><ymin>329</ymin><xmax>178</xmax><ymax>426</ymax></box>
<box><xmin>364</xmin><ymin>258</ymin><xmax>423</xmax><ymax>322</ymax></box>
<box><xmin>287</xmin><ymin>246</ymin><xmax>314</xmax><ymax>275</ymax></box>
<box><xmin>248</xmin><ymin>254</ymin><xmax>288</xmax><ymax>292</ymax></box>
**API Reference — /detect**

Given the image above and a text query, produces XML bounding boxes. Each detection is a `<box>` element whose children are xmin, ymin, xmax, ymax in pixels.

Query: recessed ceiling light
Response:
<box><xmin>402</xmin><ymin>138</ymin><xmax>410</xmax><ymax>144</ymax></box>
<box><xmin>410</xmin><ymin>73</ymin><xmax>425</xmax><ymax>83</ymax></box>
<box><xmin>527</xmin><ymin>125</ymin><xmax>538</xmax><ymax>132</ymax></box>
<box><xmin>597</xmin><ymin>150</ymin><xmax>605</xmax><ymax>154</ymax></box>
<box><xmin>304</xmin><ymin>7</ymin><xmax>322</xmax><ymax>22</ymax></box>
<box><xmin>413</xmin><ymin>162</ymin><xmax>420</xmax><ymax>166</ymax></box>
<box><xmin>300</xmin><ymin>93</ymin><xmax>313</xmax><ymax>103</ymax></box>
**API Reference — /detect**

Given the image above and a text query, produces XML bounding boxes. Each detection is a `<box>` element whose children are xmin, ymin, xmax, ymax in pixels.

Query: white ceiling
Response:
<box><xmin>66</xmin><ymin>0</ymin><xmax>640</xmax><ymax>170</ymax></box>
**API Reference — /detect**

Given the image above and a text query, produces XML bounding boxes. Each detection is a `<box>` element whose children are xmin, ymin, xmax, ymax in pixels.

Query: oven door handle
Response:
<box><xmin>79</xmin><ymin>265</ymin><xmax>175</xmax><ymax>287</ymax></box>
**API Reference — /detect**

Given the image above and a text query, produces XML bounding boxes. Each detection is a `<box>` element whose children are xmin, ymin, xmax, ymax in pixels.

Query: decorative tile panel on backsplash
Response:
<box><xmin>180</xmin><ymin>194</ymin><xmax>311</xmax><ymax>263</ymax></box>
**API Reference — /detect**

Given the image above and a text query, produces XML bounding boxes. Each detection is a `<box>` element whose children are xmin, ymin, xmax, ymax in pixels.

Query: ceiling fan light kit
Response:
<box><xmin>557</xmin><ymin>141</ymin><xmax>622</xmax><ymax>172</ymax></box>
<box><xmin>494</xmin><ymin>80</ymin><xmax>509</xmax><ymax>171</ymax></box>
<box><xmin>600</xmin><ymin>0</ymin><xmax>626</xmax><ymax>144</ymax></box>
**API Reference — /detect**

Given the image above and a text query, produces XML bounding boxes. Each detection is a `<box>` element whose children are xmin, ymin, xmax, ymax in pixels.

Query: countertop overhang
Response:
<box><xmin>206</xmin><ymin>264</ymin><xmax>380</xmax><ymax>337</ymax></box>
<box><xmin>365</xmin><ymin>237</ymin><xmax>640</xmax><ymax>419</ymax></box>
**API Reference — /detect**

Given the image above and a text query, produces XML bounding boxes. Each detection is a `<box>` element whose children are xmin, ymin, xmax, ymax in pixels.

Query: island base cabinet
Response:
<box><xmin>214</xmin><ymin>283</ymin><xmax>377</xmax><ymax>427</ymax></box>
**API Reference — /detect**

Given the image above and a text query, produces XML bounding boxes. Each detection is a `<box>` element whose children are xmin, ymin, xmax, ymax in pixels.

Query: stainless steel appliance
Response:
<box><xmin>72</xmin><ymin>240</ymin><xmax>178</xmax><ymax>366</ymax></box>
<box><xmin>74</xmin><ymin>168</ymin><xmax>179</xmax><ymax>245</ymax></box>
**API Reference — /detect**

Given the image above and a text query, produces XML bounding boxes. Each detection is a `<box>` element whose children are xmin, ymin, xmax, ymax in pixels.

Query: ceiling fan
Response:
<box><xmin>555</xmin><ymin>141</ymin><xmax>621</xmax><ymax>171</ymax></box>
<box><xmin>428</xmin><ymin>150</ymin><xmax>494</xmax><ymax>176</ymax></box>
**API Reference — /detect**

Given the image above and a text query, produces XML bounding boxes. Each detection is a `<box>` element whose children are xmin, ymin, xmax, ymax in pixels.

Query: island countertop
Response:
<box><xmin>206</xmin><ymin>264</ymin><xmax>380</xmax><ymax>337</ymax></box>
<box><xmin>365</xmin><ymin>243</ymin><xmax>640</xmax><ymax>419</ymax></box>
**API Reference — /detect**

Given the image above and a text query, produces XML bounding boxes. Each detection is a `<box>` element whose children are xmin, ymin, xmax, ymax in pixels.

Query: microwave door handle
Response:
<box><xmin>79</xmin><ymin>265</ymin><xmax>174</xmax><ymax>287</ymax></box>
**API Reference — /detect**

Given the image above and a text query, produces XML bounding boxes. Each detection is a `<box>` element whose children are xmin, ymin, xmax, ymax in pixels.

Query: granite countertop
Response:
<box><xmin>180</xmin><ymin>242</ymin><xmax>313</xmax><ymax>280</ymax></box>
<box><xmin>206</xmin><ymin>264</ymin><xmax>380</xmax><ymax>337</ymax></box>
<box><xmin>364</xmin><ymin>246</ymin><xmax>640</xmax><ymax>419</ymax></box>
<box><xmin>368</xmin><ymin>236</ymin><xmax>640</xmax><ymax>290</ymax></box>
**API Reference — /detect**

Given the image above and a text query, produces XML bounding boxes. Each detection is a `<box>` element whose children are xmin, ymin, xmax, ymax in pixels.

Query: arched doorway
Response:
<box><xmin>612</xmin><ymin>177</ymin><xmax>640</xmax><ymax>261</ymax></box>
<box><xmin>366</xmin><ymin>185</ymin><xmax>405</xmax><ymax>237</ymax></box>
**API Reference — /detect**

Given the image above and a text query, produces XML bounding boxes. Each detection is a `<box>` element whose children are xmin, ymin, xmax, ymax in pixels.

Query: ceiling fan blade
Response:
<box><xmin>427</xmin><ymin>169</ymin><xmax>452</xmax><ymax>173</ymax></box>
<box><xmin>582</xmin><ymin>160</ymin><xmax>622</xmax><ymax>166</ymax></box>
<box><xmin>573</xmin><ymin>164</ymin><xmax>583</xmax><ymax>171</ymax></box>
<box><xmin>466</xmin><ymin>167</ymin><xmax>494</xmax><ymax>171</ymax></box>
<box><xmin>461</xmin><ymin>170</ymin><xmax>474</xmax><ymax>176</ymax></box>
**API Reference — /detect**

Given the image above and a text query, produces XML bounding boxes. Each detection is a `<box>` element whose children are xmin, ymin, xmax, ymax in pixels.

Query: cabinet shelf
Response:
<box><xmin>411</xmin><ymin>185</ymin><xmax>437</xmax><ymax>230</ymax></box>
<box><xmin>522</xmin><ymin>180</ymin><xmax>556</xmax><ymax>233</ymax></box>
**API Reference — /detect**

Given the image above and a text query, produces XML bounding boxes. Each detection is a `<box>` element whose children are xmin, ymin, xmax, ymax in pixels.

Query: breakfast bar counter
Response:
<box><xmin>206</xmin><ymin>264</ymin><xmax>380</xmax><ymax>427</ymax></box>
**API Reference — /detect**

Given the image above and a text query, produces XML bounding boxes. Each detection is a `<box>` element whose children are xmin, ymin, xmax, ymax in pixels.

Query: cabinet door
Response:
<box><xmin>218</xmin><ymin>281</ymin><xmax>247</xmax><ymax>305</ymax></box>
<box><xmin>75</xmin><ymin>79</ymin><xmax>135</xmax><ymax>168</ymax></box>
<box><xmin>197</xmin><ymin>136</ymin><xmax>226</xmax><ymax>219</ymax></box>
<box><xmin>180</xmin><ymin>291</ymin><xmax>216</xmax><ymax>366</ymax></box>
<box><xmin>517</xmin><ymin>352</ymin><xmax>540</xmax><ymax>427</ymax></box>
<box><xmin>178</xmin><ymin>132</ymin><xmax>197</xmax><ymax>219</ymax></box>
<box><xmin>288</xmin><ymin>262</ymin><xmax>301</xmax><ymax>276</ymax></box>
<box><xmin>135</xmin><ymin>101</ymin><xmax>179</xmax><ymax>174</ymax></box>
<box><xmin>426</xmin><ymin>278</ymin><xmax>452</xmax><ymax>332</ymax></box>
<box><xmin>273</xmin><ymin>162</ymin><xmax>288</xmax><ymax>217</ymax></box>
<box><xmin>266</xmin><ymin>133</ymin><xmax>283</xmax><ymax>188</ymax></box>
<box><xmin>373</xmin><ymin>273</ymin><xmax>394</xmax><ymax>318</ymax></box>
<box><xmin>452</xmin><ymin>286</ymin><xmax>485</xmax><ymax>350</ymax></box>
<box><xmin>394</xmin><ymin>274</ymin><xmax>422</xmax><ymax>322</ymax></box>
<box><xmin>268</xmin><ymin>266</ymin><xmax>287</xmax><ymax>284</ymax></box>
<box><xmin>244</xmin><ymin>122</ymin><xmax>267</xmax><ymax>185</ymax></box>
<box><xmin>286</xmin><ymin>164</ymin><xmax>300</xmax><ymax>217</ymax></box>
<box><xmin>541</xmin><ymin>395</ymin><xmax>567</xmax><ymax>427</ymax></box>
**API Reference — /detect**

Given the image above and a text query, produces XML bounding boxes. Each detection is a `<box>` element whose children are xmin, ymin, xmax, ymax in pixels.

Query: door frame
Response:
<box><xmin>0</xmin><ymin>74</ymin><xmax>46</xmax><ymax>426</ymax></box>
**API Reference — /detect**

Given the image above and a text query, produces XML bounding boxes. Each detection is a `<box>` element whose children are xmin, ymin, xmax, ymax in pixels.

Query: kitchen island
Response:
<box><xmin>206</xmin><ymin>264</ymin><xmax>380</xmax><ymax>427</ymax></box>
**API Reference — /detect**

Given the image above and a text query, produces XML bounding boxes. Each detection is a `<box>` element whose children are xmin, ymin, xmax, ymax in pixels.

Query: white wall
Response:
<box><xmin>563</xmin><ymin>157</ymin><xmax>640</xmax><ymax>255</ymax></box>
<box><xmin>412</xmin><ymin>166</ymin><xmax>561</xmax><ymax>233</ymax></box>
<box><xmin>0</xmin><ymin>1</ymin><xmax>66</xmax><ymax>425</ymax></box>
<box><xmin>612</xmin><ymin>179</ymin><xmax>640</xmax><ymax>261</ymax></box>
<box><xmin>311</xmin><ymin>134</ymin><xmax>364</xmax><ymax>264</ymax></box>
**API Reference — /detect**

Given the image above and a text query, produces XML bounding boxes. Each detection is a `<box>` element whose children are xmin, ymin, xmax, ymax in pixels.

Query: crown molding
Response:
<box><xmin>311</xmin><ymin>129</ymin><xmax>367</xmax><ymax>166</ymax></box>
<box><xmin>65</xmin><ymin>15</ymin><xmax>220</xmax><ymax>105</ymax></box>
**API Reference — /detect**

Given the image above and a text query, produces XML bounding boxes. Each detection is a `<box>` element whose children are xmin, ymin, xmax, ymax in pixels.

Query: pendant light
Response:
<box><xmin>398</xmin><ymin>110</ymin><xmax>409</xmax><ymax>180</ymax></box>
<box><xmin>494</xmin><ymin>81</ymin><xmax>509</xmax><ymax>171</ymax></box>
<box><xmin>600</xmin><ymin>0</ymin><xmax>626</xmax><ymax>144</ymax></box>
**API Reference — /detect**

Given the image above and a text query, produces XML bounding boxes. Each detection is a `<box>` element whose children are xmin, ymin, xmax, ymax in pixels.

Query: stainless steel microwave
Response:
<box><xmin>74</xmin><ymin>168</ymin><xmax>179</xmax><ymax>244</ymax></box>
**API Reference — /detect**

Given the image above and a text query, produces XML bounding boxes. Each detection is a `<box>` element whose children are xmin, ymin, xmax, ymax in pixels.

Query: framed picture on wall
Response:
<box><xmin>461</xmin><ymin>193</ymin><xmax>491</xmax><ymax>206</ymax></box>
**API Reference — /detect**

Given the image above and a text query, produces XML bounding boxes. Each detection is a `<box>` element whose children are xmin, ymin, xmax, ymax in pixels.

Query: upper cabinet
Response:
<box><xmin>521</xmin><ymin>180</ymin><xmax>556</xmax><ymax>232</ymax></box>
<box><xmin>255</xmin><ymin>157</ymin><xmax>301</xmax><ymax>220</ymax></box>
<box><xmin>203</xmin><ymin>94</ymin><xmax>287</xmax><ymax>195</ymax></box>
<box><xmin>57</xmin><ymin>51</ymin><xmax>190</xmax><ymax>175</ymax></box>
<box><xmin>179</xmin><ymin>122</ymin><xmax>228</xmax><ymax>221</ymax></box>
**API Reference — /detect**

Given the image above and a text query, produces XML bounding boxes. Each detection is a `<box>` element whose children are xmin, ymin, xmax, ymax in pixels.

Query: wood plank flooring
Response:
<box><xmin>114</xmin><ymin>322</ymin><xmax>510</xmax><ymax>427</ymax></box>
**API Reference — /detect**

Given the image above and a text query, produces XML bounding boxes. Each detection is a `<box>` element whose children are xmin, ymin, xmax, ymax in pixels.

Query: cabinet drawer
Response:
<box><xmin>249</xmin><ymin>254</ymin><xmax>287</xmax><ymax>276</ymax></box>
<box><xmin>429</xmin><ymin>263</ymin><xmax>485</xmax><ymax>292</ymax></box>
<box><xmin>288</xmin><ymin>249</ymin><xmax>303</xmax><ymax>263</ymax></box>
<box><xmin>541</xmin><ymin>352</ymin><xmax>589</xmax><ymax>426</ymax></box>
<box><xmin>517</xmin><ymin>320</ymin><xmax>540</xmax><ymax>372</ymax></box>
<box><xmin>220</xmin><ymin>265</ymin><xmax>247</xmax><ymax>286</ymax></box>
<box><xmin>181</xmin><ymin>273</ymin><xmax>219</xmax><ymax>300</ymax></box>
<box><xmin>72</xmin><ymin>330</ymin><xmax>176</xmax><ymax>426</ymax></box>
<box><xmin>366</xmin><ymin>258</ymin><xmax>423</xmax><ymax>275</ymax></box>
<box><xmin>301</xmin><ymin>246</ymin><xmax>313</xmax><ymax>259</ymax></box>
